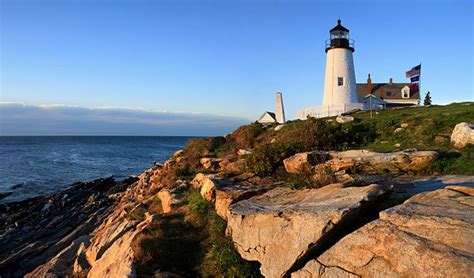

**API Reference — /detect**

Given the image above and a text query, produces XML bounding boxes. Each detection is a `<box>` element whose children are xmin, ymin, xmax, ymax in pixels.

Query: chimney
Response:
<box><xmin>275</xmin><ymin>92</ymin><xmax>286</xmax><ymax>124</ymax></box>
<box><xmin>389</xmin><ymin>78</ymin><xmax>393</xmax><ymax>84</ymax></box>
<box><xmin>367</xmin><ymin>74</ymin><xmax>372</xmax><ymax>94</ymax></box>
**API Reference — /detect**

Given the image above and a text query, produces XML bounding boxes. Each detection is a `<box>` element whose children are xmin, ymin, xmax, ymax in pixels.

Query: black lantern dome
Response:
<box><xmin>325</xmin><ymin>19</ymin><xmax>354</xmax><ymax>53</ymax></box>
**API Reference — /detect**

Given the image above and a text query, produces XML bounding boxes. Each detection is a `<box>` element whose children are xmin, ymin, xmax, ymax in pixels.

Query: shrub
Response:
<box><xmin>227</xmin><ymin>122</ymin><xmax>265</xmax><ymax>149</ymax></box>
<box><xmin>179</xmin><ymin>136</ymin><xmax>226</xmax><ymax>170</ymax></box>
<box><xmin>305</xmin><ymin>118</ymin><xmax>376</xmax><ymax>151</ymax></box>
<box><xmin>263</xmin><ymin>118</ymin><xmax>376</xmax><ymax>153</ymax></box>
<box><xmin>174</xmin><ymin>166</ymin><xmax>197</xmax><ymax>179</ymax></box>
<box><xmin>185</xmin><ymin>136</ymin><xmax>226</xmax><ymax>156</ymax></box>
<box><xmin>245</xmin><ymin>142</ymin><xmax>305</xmax><ymax>177</ymax></box>
<box><xmin>244</xmin><ymin>119</ymin><xmax>377</xmax><ymax>177</ymax></box>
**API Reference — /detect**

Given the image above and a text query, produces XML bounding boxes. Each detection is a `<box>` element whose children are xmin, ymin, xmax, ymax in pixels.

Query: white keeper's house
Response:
<box><xmin>298</xmin><ymin>20</ymin><xmax>420</xmax><ymax>120</ymax></box>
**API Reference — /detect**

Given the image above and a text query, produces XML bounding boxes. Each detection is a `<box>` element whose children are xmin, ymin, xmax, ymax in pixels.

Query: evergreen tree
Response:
<box><xmin>424</xmin><ymin>91</ymin><xmax>432</xmax><ymax>106</ymax></box>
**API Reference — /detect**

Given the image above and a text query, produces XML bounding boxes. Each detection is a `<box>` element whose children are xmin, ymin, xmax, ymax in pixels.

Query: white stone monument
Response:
<box><xmin>275</xmin><ymin>92</ymin><xmax>286</xmax><ymax>123</ymax></box>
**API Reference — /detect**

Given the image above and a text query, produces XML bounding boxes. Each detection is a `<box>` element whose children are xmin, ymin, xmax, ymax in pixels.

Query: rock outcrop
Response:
<box><xmin>227</xmin><ymin>183</ymin><xmax>391</xmax><ymax>277</ymax></box>
<box><xmin>191</xmin><ymin>173</ymin><xmax>217</xmax><ymax>190</ymax></box>
<box><xmin>293</xmin><ymin>186</ymin><xmax>474</xmax><ymax>278</ymax></box>
<box><xmin>0</xmin><ymin>177</ymin><xmax>136</xmax><ymax>277</ymax></box>
<box><xmin>25</xmin><ymin>235</ymin><xmax>90</xmax><ymax>278</ymax></box>
<box><xmin>158</xmin><ymin>189</ymin><xmax>182</xmax><ymax>213</ymax></box>
<box><xmin>87</xmin><ymin>213</ymin><xmax>155</xmax><ymax>278</ymax></box>
<box><xmin>200</xmin><ymin>177</ymin><xmax>228</xmax><ymax>202</ymax></box>
<box><xmin>283</xmin><ymin>152</ymin><xmax>330</xmax><ymax>174</ymax></box>
<box><xmin>284</xmin><ymin>149</ymin><xmax>438</xmax><ymax>176</ymax></box>
<box><xmin>214</xmin><ymin>174</ymin><xmax>281</xmax><ymax>220</ymax></box>
<box><xmin>326</xmin><ymin>149</ymin><xmax>438</xmax><ymax>174</ymax></box>
<box><xmin>237</xmin><ymin>149</ymin><xmax>253</xmax><ymax>156</ymax></box>
<box><xmin>200</xmin><ymin>157</ymin><xmax>223</xmax><ymax>171</ymax></box>
<box><xmin>451</xmin><ymin>122</ymin><xmax>474</xmax><ymax>148</ymax></box>
<box><xmin>335</xmin><ymin>115</ymin><xmax>354</xmax><ymax>123</ymax></box>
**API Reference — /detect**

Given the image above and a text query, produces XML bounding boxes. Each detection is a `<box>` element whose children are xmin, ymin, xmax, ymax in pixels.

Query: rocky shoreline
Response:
<box><xmin>2</xmin><ymin>148</ymin><xmax>472</xmax><ymax>277</ymax></box>
<box><xmin>0</xmin><ymin>176</ymin><xmax>137</xmax><ymax>277</ymax></box>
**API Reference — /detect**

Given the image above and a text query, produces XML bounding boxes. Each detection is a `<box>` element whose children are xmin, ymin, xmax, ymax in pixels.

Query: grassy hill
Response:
<box><xmin>208</xmin><ymin>102</ymin><xmax>474</xmax><ymax>176</ymax></box>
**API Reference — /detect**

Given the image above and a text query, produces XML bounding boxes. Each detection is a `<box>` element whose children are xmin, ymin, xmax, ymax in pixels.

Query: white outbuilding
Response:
<box><xmin>258</xmin><ymin>111</ymin><xmax>277</xmax><ymax>124</ymax></box>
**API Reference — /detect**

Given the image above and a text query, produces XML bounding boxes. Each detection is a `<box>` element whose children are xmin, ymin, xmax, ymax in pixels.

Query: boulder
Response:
<box><xmin>191</xmin><ymin>173</ymin><xmax>217</xmax><ymax>190</ymax></box>
<box><xmin>84</xmin><ymin>209</ymin><xmax>132</xmax><ymax>268</ymax></box>
<box><xmin>73</xmin><ymin>240</ymin><xmax>90</xmax><ymax>274</ymax></box>
<box><xmin>285</xmin><ymin>149</ymin><xmax>437</xmax><ymax>176</ymax></box>
<box><xmin>293</xmin><ymin>186</ymin><xmax>474</xmax><ymax>278</ymax></box>
<box><xmin>283</xmin><ymin>152</ymin><xmax>330</xmax><ymax>174</ymax></box>
<box><xmin>200</xmin><ymin>178</ymin><xmax>230</xmax><ymax>202</ymax></box>
<box><xmin>389</xmin><ymin>175</ymin><xmax>474</xmax><ymax>200</ymax></box>
<box><xmin>172</xmin><ymin>149</ymin><xmax>184</xmax><ymax>158</ymax></box>
<box><xmin>336</xmin><ymin>115</ymin><xmax>354</xmax><ymax>123</ymax></box>
<box><xmin>87</xmin><ymin>213</ymin><xmax>156</xmax><ymax>278</ymax></box>
<box><xmin>326</xmin><ymin>149</ymin><xmax>438</xmax><ymax>174</ymax></box>
<box><xmin>393</xmin><ymin>127</ymin><xmax>403</xmax><ymax>133</ymax></box>
<box><xmin>274</xmin><ymin>124</ymin><xmax>285</xmax><ymax>131</ymax></box>
<box><xmin>214</xmin><ymin>177</ymin><xmax>282</xmax><ymax>220</ymax></box>
<box><xmin>200</xmin><ymin>157</ymin><xmax>223</xmax><ymax>171</ymax></box>
<box><xmin>25</xmin><ymin>235</ymin><xmax>90</xmax><ymax>278</ymax></box>
<box><xmin>237</xmin><ymin>149</ymin><xmax>253</xmax><ymax>156</ymax></box>
<box><xmin>219</xmin><ymin>158</ymin><xmax>244</xmax><ymax>174</ymax></box>
<box><xmin>157</xmin><ymin>189</ymin><xmax>181</xmax><ymax>213</ymax></box>
<box><xmin>227</xmin><ymin>183</ymin><xmax>391</xmax><ymax>277</ymax></box>
<box><xmin>451</xmin><ymin>122</ymin><xmax>474</xmax><ymax>148</ymax></box>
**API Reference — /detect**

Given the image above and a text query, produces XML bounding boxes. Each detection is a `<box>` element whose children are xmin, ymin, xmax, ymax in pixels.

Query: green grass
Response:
<box><xmin>133</xmin><ymin>191</ymin><xmax>261</xmax><ymax>277</ymax></box>
<box><xmin>133</xmin><ymin>213</ymin><xmax>203</xmax><ymax>277</ymax></box>
<box><xmin>351</xmin><ymin>103</ymin><xmax>474</xmax><ymax>175</ymax></box>
<box><xmin>185</xmin><ymin>191</ymin><xmax>262</xmax><ymax>277</ymax></box>
<box><xmin>228</xmin><ymin>102</ymin><xmax>474</xmax><ymax>175</ymax></box>
<box><xmin>353</xmin><ymin>103</ymin><xmax>474</xmax><ymax>152</ymax></box>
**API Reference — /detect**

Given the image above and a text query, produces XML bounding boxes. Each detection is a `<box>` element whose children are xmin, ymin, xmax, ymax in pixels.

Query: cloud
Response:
<box><xmin>0</xmin><ymin>102</ymin><xmax>250</xmax><ymax>136</ymax></box>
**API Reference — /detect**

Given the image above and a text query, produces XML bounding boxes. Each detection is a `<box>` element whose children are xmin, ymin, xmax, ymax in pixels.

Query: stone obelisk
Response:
<box><xmin>275</xmin><ymin>92</ymin><xmax>286</xmax><ymax>124</ymax></box>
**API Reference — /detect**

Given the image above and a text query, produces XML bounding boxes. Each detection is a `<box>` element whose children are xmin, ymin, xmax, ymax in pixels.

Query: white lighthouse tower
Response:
<box><xmin>322</xmin><ymin>19</ymin><xmax>360</xmax><ymax>114</ymax></box>
<box><xmin>298</xmin><ymin>20</ymin><xmax>363</xmax><ymax>119</ymax></box>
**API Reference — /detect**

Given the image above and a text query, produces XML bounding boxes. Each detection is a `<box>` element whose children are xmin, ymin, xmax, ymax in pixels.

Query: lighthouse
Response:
<box><xmin>298</xmin><ymin>20</ymin><xmax>363</xmax><ymax>119</ymax></box>
<box><xmin>322</xmin><ymin>19</ymin><xmax>361</xmax><ymax>115</ymax></box>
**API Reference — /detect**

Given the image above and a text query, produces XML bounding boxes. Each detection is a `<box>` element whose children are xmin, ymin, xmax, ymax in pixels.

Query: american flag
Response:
<box><xmin>406</xmin><ymin>64</ymin><xmax>421</xmax><ymax>78</ymax></box>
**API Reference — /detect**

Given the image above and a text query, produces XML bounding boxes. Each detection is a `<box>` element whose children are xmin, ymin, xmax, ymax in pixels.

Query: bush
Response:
<box><xmin>185</xmin><ymin>136</ymin><xmax>226</xmax><ymax>156</ymax></box>
<box><xmin>244</xmin><ymin>119</ymin><xmax>377</xmax><ymax>177</ymax></box>
<box><xmin>227</xmin><ymin>122</ymin><xmax>265</xmax><ymax>149</ymax></box>
<box><xmin>245</xmin><ymin>142</ymin><xmax>305</xmax><ymax>177</ymax></box>
<box><xmin>303</xmin><ymin>118</ymin><xmax>376</xmax><ymax>151</ymax></box>
<box><xmin>174</xmin><ymin>167</ymin><xmax>197</xmax><ymax>179</ymax></box>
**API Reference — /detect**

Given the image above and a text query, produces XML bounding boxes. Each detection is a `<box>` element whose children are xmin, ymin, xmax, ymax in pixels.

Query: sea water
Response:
<box><xmin>0</xmin><ymin>136</ymin><xmax>192</xmax><ymax>202</ymax></box>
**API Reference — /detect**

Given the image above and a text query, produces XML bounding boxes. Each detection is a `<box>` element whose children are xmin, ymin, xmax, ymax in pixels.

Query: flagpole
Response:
<box><xmin>419</xmin><ymin>62</ymin><xmax>422</xmax><ymax>106</ymax></box>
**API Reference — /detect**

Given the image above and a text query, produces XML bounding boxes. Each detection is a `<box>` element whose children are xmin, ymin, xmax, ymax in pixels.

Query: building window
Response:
<box><xmin>386</xmin><ymin>91</ymin><xmax>392</xmax><ymax>96</ymax></box>
<box><xmin>337</xmin><ymin>77</ymin><xmax>343</xmax><ymax>86</ymax></box>
<box><xmin>401</xmin><ymin>87</ymin><xmax>410</xmax><ymax>98</ymax></box>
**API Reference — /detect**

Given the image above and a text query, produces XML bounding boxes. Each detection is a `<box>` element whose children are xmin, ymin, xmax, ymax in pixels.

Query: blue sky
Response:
<box><xmin>1</xmin><ymin>0</ymin><xmax>473</xmax><ymax>135</ymax></box>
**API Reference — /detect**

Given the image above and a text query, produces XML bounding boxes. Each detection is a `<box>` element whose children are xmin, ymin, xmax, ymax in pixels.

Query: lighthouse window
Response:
<box><xmin>337</xmin><ymin>77</ymin><xmax>344</xmax><ymax>86</ymax></box>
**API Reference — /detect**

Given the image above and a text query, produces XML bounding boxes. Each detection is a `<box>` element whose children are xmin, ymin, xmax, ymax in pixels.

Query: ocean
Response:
<box><xmin>0</xmin><ymin>136</ymin><xmax>192</xmax><ymax>203</ymax></box>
